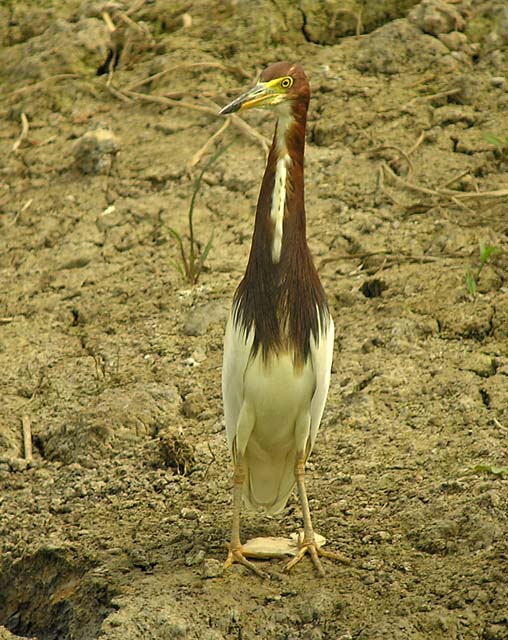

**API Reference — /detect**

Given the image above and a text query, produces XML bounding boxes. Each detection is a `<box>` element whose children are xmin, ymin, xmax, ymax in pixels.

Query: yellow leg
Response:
<box><xmin>224</xmin><ymin>460</ymin><xmax>269</xmax><ymax>579</ymax></box>
<box><xmin>286</xmin><ymin>456</ymin><xmax>350</xmax><ymax>576</ymax></box>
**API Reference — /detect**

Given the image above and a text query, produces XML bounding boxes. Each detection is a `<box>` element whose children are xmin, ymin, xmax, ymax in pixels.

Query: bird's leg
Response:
<box><xmin>286</xmin><ymin>455</ymin><xmax>350</xmax><ymax>576</ymax></box>
<box><xmin>224</xmin><ymin>459</ymin><xmax>269</xmax><ymax>579</ymax></box>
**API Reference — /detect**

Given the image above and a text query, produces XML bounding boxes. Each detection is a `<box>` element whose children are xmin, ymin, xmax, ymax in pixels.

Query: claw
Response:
<box><xmin>285</xmin><ymin>538</ymin><xmax>350</xmax><ymax>576</ymax></box>
<box><xmin>224</xmin><ymin>544</ymin><xmax>270</xmax><ymax>579</ymax></box>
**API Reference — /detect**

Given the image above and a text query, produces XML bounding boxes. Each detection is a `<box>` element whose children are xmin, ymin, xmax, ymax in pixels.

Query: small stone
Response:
<box><xmin>438</xmin><ymin>31</ymin><xmax>470</xmax><ymax>53</ymax></box>
<box><xmin>157</xmin><ymin>430</ymin><xmax>195</xmax><ymax>474</ymax></box>
<box><xmin>73</xmin><ymin>125</ymin><xmax>119</xmax><ymax>175</ymax></box>
<box><xmin>180</xmin><ymin>507</ymin><xmax>200</xmax><ymax>520</ymax></box>
<box><xmin>185</xmin><ymin>549</ymin><xmax>205</xmax><ymax>566</ymax></box>
<box><xmin>408</xmin><ymin>0</ymin><xmax>465</xmax><ymax>36</ymax></box>
<box><xmin>375</xmin><ymin>530</ymin><xmax>393</xmax><ymax>543</ymax></box>
<box><xmin>182</xmin><ymin>301</ymin><xmax>228</xmax><ymax>336</ymax></box>
<box><xmin>158</xmin><ymin>614</ymin><xmax>187</xmax><ymax>638</ymax></box>
<box><xmin>202</xmin><ymin>558</ymin><xmax>224</xmax><ymax>579</ymax></box>
<box><xmin>483</xmin><ymin>624</ymin><xmax>508</xmax><ymax>640</ymax></box>
<box><xmin>478</xmin><ymin>490</ymin><xmax>501</xmax><ymax>508</ymax></box>
<box><xmin>433</xmin><ymin>105</ymin><xmax>476</xmax><ymax>127</ymax></box>
<box><xmin>460</xmin><ymin>353</ymin><xmax>496</xmax><ymax>378</ymax></box>
<box><xmin>201</xmin><ymin>631</ymin><xmax>225</xmax><ymax>640</ymax></box>
<box><xmin>491</xmin><ymin>76</ymin><xmax>506</xmax><ymax>87</ymax></box>
<box><xmin>9</xmin><ymin>458</ymin><xmax>28</xmax><ymax>472</ymax></box>
<box><xmin>181</xmin><ymin>390</ymin><xmax>207</xmax><ymax>419</ymax></box>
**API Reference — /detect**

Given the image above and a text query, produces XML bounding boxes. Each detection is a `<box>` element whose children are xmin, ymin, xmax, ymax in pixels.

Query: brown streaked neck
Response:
<box><xmin>234</xmin><ymin>99</ymin><xmax>328</xmax><ymax>365</ymax></box>
<box><xmin>253</xmin><ymin>101</ymin><xmax>308</xmax><ymax>263</ymax></box>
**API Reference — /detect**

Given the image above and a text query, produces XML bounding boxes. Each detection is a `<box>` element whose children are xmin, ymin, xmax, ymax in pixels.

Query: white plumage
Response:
<box><xmin>222</xmin><ymin>310</ymin><xmax>334</xmax><ymax>515</ymax></box>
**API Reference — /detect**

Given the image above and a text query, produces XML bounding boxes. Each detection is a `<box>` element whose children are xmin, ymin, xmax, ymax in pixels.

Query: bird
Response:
<box><xmin>219</xmin><ymin>62</ymin><xmax>344</xmax><ymax>578</ymax></box>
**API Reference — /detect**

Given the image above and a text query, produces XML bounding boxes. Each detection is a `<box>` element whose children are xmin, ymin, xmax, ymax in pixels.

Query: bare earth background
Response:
<box><xmin>1</xmin><ymin>1</ymin><xmax>508</xmax><ymax>639</ymax></box>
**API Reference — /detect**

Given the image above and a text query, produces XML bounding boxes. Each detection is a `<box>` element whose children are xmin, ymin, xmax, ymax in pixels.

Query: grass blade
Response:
<box><xmin>170</xmin><ymin>142</ymin><xmax>231</xmax><ymax>284</ymax></box>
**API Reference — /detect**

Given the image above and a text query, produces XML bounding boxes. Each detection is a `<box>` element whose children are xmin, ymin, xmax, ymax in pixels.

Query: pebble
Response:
<box><xmin>432</xmin><ymin>105</ymin><xmax>476</xmax><ymax>127</ymax></box>
<box><xmin>181</xmin><ymin>391</ymin><xmax>207</xmax><ymax>419</ymax></box>
<box><xmin>438</xmin><ymin>31</ymin><xmax>471</xmax><ymax>53</ymax></box>
<box><xmin>201</xmin><ymin>631</ymin><xmax>225</xmax><ymax>640</ymax></box>
<box><xmin>202</xmin><ymin>558</ymin><xmax>223</xmax><ymax>579</ymax></box>
<box><xmin>408</xmin><ymin>0</ymin><xmax>465</xmax><ymax>36</ymax></box>
<box><xmin>182</xmin><ymin>301</ymin><xmax>228</xmax><ymax>336</ymax></box>
<box><xmin>9</xmin><ymin>458</ymin><xmax>29</xmax><ymax>472</ymax></box>
<box><xmin>460</xmin><ymin>353</ymin><xmax>496</xmax><ymax>378</ymax></box>
<box><xmin>158</xmin><ymin>615</ymin><xmax>187</xmax><ymax>638</ymax></box>
<box><xmin>73</xmin><ymin>125</ymin><xmax>119</xmax><ymax>175</ymax></box>
<box><xmin>185</xmin><ymin>549</ymin><xmax>205</xmax><ymax>566</ymax></box>
<box><xmin>478</xmin><ymin>490</ymin><xmax>501</xmax><ymax>508</ymax></box>
<box><xmin>180</xmin><ymin>507</ymin><xmax>200</xmax><ymax>520</ymax></box>
<box><xmin>491</xmin><ymin>76</ymin><xmax>506</xmax><ymax>88</ymax></box>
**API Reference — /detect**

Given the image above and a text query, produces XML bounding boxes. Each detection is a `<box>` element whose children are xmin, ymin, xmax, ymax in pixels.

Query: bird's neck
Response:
<box><xmin>254</xmin><ymin>104</ymin><xmax>307</xmax><ymax>265</ymax></box>
<box><xmin>233</xmin><ymin>102</ymin><xmax>329</xmax><ymax>366</ymax></box>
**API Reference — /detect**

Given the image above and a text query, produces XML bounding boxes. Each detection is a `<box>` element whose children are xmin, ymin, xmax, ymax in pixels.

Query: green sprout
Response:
<box><xmin>466</xmin><ymin>241</ymin><xmax>502</xmax><ymax>297</ymax></box>
<box><xmin>482</xmin><ymin>131</ymin><xmax>508</xmax><ymax>157</ymax></box>
<box><xmin>473</xmin><ymin>464</ymin><xmax>508</xmax><ymax>478</ymax></box>
<box><xmin>169</xmin><ymin>144</ymin><xmax>230</xmax><ymax>284</ymax></box>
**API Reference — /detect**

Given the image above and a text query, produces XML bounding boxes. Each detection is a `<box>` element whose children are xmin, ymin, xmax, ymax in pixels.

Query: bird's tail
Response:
<box><xmin>243</xmin><ymin>447</ymin><xmax>297</xmax><ymax>515</ymax></box>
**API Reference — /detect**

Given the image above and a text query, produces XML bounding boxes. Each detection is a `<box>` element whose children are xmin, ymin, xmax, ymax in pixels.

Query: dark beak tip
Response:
<box><xmin>219</xmin><ymin>103</ymin><xmax>239</xmax><ymax>116</ymax></box>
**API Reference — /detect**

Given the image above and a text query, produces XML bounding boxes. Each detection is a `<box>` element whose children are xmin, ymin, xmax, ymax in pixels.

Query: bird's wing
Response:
<box><xmin>222</xmin><ymin>310</ymin><xmax>254</xmax><ymax>456</ymax></box>
<box><xmin>308</xmin><ymin>314</ymin><xmax>334</xmax><ymax>455</ymax></box>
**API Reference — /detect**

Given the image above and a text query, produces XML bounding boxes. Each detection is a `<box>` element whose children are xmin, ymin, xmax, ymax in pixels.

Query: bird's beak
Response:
<box><xmin>219</xmin><ymin>82</ymin><xmax>276</xmax><ymax>115</ymax></box>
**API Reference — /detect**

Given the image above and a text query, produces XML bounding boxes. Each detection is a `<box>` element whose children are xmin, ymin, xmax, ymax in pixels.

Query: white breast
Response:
<box><xmin>222</xmin><ymin>312</ymin><xmax>334</xmax><ymax>515</ymax></box>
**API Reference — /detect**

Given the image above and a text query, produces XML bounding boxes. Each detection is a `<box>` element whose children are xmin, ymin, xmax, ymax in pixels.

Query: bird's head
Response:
<box><xmin>219</xmin><ymin>62</ymin><xmax>309</xmax><ymax>115</ymax></box>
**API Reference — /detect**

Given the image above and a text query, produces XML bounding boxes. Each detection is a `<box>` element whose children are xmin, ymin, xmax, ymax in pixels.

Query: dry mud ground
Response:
<box><xmin>1</xmin><ymin>1</ymin><xmax>508</xmax><ymax>639</ymax></box>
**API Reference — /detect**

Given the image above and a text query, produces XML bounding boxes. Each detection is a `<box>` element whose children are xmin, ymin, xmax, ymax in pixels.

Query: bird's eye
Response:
<box><xmin>280</xmin><ymin>77</ymin><xmax>293</xmax><ymax>89</ymax></box>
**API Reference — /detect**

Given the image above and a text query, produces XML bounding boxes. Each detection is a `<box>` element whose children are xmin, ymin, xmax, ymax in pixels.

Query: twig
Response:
<box><xmin>125</xmin><ymin>61</ymin><xmax>250</xmax><ymax>92</ymax></box>
<box><xmin>439</xmin><ymin>169</ymin><xmax>470</xmax><ymax>190</ymax></box>
<box><xmin>187</xmin><ymin>118</ymin><xmax>230</xmax><ymax>169</ymax></box>
<box><xmin>405</xmin><ymin>87</ymin><xmax>462</xmax><ymax>108</ymax></box>
<box><xmin>12</xmin><ymin>198</ymin><xmax>33</xmax><ymax>225</ymax></box>
<box><xmin>107</xmin><ymin>84</ymin><xmax>133</xmax><ymax>103</ymax></box>
<box><xmin>376</xmin><ymin>164</ymin><xmax>406</xmax><ymax>205</ymax></box>
<box><xmin>407</xmin><ymin>131</ymin><xmax>425</xmax><ymax>156</ymax></box>
<box><xmin>229</xmin><ymin>113</ymin><xmax>270</xmax><ymax>151</ymax></box>
<box><xmin>204</xmin><ymin>442</ymin><xmax>217</xmax><ymax>479</ymax></box>
<box><xmin>119</xmin><ymin>87</ymin><xmax>218</xmax><ymax>114</ymax></box>
<box><xmin>117</xmin><ymin>10</ymin><xmax>152</xmax><ymax>38</ymax></box>
<box><xmin>101</xmin><ymin>10</ymin><xmax>116</xmax><ymax>32</ymax></box>
<box><xmin>371</xmin><ymin>145</ymin><xmax>414</xmax><ymax>176</ymax></box>
<box><xmin>446</xmin><ymin>188</ymin><xmax>508</xmax><ymax>200</ymax></box>
<box><xmin>100</xmin><ymin>12</ymin><xmax>117</xmax><ymax>86</ymax></box>
<box><xmin>11</xmin><ymin>112</ymin><xmax>29</xmax><ymax>153</ymax></box>
<box><xmin>319</xmin><ymin>249</ymin><xmax>470</xmax><ymax>269</ymax></box>
<box><xmin>203</xmin><ymin>96</ymin><xmax>270</xmax><ymax>150</ymax></box>
<box><xmin>382</xmin><ymin>163</ymin><xmax>437</xmax><ymax>197</ymax></box>
<box><xmin>126</xmin><ymin>0</ymin><xmax>147</xmax><ymax>15</ymax></box>
<box><xmin>6</xmin><ymin>74</ymin><xmax>81</xmax><ymax>99</ymax></box>
<box><xmin>22</xmin><ymin>415</ymin><xmax>32</xmax><ymax>463</ymax></box>
<box><xmin>408</xmin><ymin>74</ymin><xmax>437</xmax><ymax>88</ymax></box>
<box><xmin>450</xmin><ymin>195</ymin><xmax>470</xmax><ymax>211</ymax></box>
<box><xmin>112</xmin><ymin>87</ymin><xmax>269</xmax><ymax>151</ymax></box>
<box><xmin>493</xmin><ymin>417</ymin><xmax>508</xmax><ymax>434</ymax></box>
<box><xmin>382</xmin><ymin>162</ymin><xmax>508</xmax><ymax>201</ymax></box>
<box><xmin>330</xmin><ymin>8</ymin><xmax>363</xmax><ymax>36</ymax></box>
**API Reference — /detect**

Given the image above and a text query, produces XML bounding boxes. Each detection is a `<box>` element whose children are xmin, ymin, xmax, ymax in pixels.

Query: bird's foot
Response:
<box><xmin>285</xmin><ymin>536</ymin><xmax>350</xmax><ymax>577</ymax></box>
<box><xmin>224</xmin><ymin>544</ymin><xmax>270</xmax><ymax>579</ymax></box>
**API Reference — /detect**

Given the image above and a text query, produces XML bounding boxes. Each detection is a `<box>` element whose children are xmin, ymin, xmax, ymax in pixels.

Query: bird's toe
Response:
<box><xmin>224</xmin><ymin>544</ymin><xmax>270</xmax><ymax>579</ymax></box>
